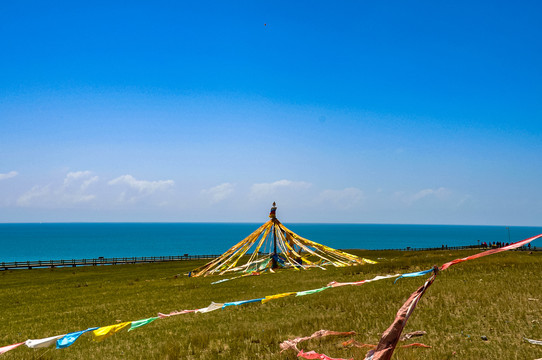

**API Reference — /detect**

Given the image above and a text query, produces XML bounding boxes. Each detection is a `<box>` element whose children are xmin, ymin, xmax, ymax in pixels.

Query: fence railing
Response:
<box><xmin>1</xmin><ymin>254</ymin><xmax>220</xmax><ymax>270</ymax></box>
<box><xmin>389</xmin><ymin>244</ymin><xmax>538</xmax><ymax>252</ymax></box>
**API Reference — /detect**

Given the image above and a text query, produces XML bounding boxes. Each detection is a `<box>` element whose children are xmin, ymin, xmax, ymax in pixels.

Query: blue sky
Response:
<box><xmin>1</xmin><ymin>1</ymin><xmax>541</xmax><ymax>224</ymax></box>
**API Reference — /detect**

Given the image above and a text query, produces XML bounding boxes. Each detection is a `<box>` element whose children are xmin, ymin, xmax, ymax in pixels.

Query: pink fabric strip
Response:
<box><xmin>400</xmin><ymin>342</ymin><xmax>431</xmax><ymax>348</ymax></box>
<box><xmin>0</xmin><ymin>342</ymin><xmax>25</xmax><ymax>355</ymax></box>
<box><xmin>157</xmin><ymin>309</ymin><xmax>198</xmax><ymax>318</ymax></box>
<box><xmin>440</xmin><ymin>234</ymin><xmax>542</xmax><ymax>271</ymax></box>
<box><xmin>327</xmin><ymin>280</ymin><xmax>366</xmax><ymax>288</ymax></box>
<box><xmin>365</xmin><ymin>273</ymin><xmax>436</xmax><ymax>360</ymax></box>
<box><xmin>298</xmin><ymin>349</ymin><xmax>353</xmax><ymax>360</ymax></box>
<box><xmin>280</xmin><ymin>330</ymin><xmax>356</xmax><ymax>353</ymax></box>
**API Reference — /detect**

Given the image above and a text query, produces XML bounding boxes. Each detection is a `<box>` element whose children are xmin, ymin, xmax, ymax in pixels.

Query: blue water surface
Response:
<box><xmin>0</xmin><ymin>223</ymin><xmax>541</xmax><ymax>262</ymax></box>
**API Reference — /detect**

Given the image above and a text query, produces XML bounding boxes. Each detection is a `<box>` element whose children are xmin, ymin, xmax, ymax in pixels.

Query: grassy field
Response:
<box><xmin>1</xmin><ymin>249</ymin><xmax>541</xmax><ymax>359</ymax></box>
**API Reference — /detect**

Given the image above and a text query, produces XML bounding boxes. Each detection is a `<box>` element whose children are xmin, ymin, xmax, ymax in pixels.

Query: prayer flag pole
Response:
<box><xmin>270</xmin><ymin>202</ymin><xmax>278</xmax><ymax>268</ymax></box>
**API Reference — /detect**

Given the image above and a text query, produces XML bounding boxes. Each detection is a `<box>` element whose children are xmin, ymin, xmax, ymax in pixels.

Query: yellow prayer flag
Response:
<box><xmin>92</xmin><ymin>322</ymin><xmax>131</xmax><ymax>342</ymax></box>
<box><xmin>262</xmin><ymin>292</ymin><xmax>296</xmax><ymax>304</ymax></box>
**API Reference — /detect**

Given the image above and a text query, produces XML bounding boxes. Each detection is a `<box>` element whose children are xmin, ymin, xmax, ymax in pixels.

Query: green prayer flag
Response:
<box><xmin>128</xmin><ymin>317</ymin><xmax>159</xmax><ymax>332</ymax></box>
<box><xmin>295</xmin><ymin>286</ymin><xmax>330</xmax><ymax>297</ymax></box>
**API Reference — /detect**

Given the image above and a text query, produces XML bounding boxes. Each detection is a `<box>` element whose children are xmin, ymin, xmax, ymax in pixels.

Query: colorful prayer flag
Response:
<box><xmin>25</xmin><ymin>334</ymin><xmax>66</xmax><ymax>349</ymax></box>
<box><xmin>222</xmin><ymin>298</ymin><xmax>264</xmax><ymax>308</ymax></box>
<box><xmin>296</xmin><ymin>287</ymin><xmax>330</xmax><ymax>297</ymax></box>
<box><xmin>92</xmin><ymin>322</ymin><xmax>131</xmax><ymax>342</ymax></box>
<box><xmin>262</xmin><ymin>292</ymin><xmax>296</xmax><ymax>303</ymax></box>
<box><xmin>56</xmin><ymin>327</ymin><xmax>98</xmax><ymax>349</ymax></box>
<box><xmin>196</xmin><ymin>302</ymin><xmax>224</xmax><ymax>313</ymax></box>
<box><xmin>129</xmin><ymin>317</ymin><xmax>159</xmax><ymax>331</ymax></box>
<box><xmin>394</xmin><ymin>269</ymin><xmax>434</xmax><ymax>283</ymax></box>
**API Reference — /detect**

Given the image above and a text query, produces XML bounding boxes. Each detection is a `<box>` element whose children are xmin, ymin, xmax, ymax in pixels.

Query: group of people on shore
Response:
<box><xmin>481</xmin><ymin>241</ymin><xmax>509</xmax><ymax>248</ymax></box>
<box><xmin>480</xmin><ymin>241</ymin><xmax>532</xmax><ymax>250</ymax></box>
<box><xmin>438</xmin><ymin>242</ymin><xmax>533</xmax><ymax>251</ymax></box>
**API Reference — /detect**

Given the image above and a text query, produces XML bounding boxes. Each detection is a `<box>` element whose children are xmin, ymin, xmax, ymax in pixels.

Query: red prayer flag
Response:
<box><xmin>365</xmin><ymin>273</ymin><xmax>436</xmax><ymax>360</ymax></box>
<box><xmin>440</xmin><ymin>234</ymin><xmax>542</xmax><ymax>271</ymax></box>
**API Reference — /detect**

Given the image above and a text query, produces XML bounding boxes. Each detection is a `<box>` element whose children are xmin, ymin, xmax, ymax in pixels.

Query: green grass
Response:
<box><xmin>1</xmin><ymin>249</ymin><xmax>541</xmax><ymax>359</ymax></box>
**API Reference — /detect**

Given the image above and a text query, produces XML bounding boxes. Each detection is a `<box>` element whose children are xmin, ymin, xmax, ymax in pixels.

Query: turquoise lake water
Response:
<box><xmin>1</xmin><ymin>223</ymin><xmax>541</xmax><ymax>262</ymax></box>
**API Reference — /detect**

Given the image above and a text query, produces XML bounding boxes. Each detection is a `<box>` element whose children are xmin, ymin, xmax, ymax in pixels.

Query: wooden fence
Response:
<box><xmin>389</xmin><ymin>244</ymin><xmax>538</xmax><ymax>252</ymax></box>
<box><xmin>1</xmin><ymin>254</ymin><xmax>219</xmax><ymax>270</ymax></box>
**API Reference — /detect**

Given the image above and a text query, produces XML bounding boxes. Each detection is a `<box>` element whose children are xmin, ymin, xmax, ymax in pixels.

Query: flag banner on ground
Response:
<box><xmin>296</xmin><ymin>287</ymin><xmax>330</xmax><ymax>297</ymax></box>
<box><xmin>365</xmin><ymin>273</ymin><xmax>437</xmax><ymax>360</ymax></box>
<box><xmin>524</xmin><ymin>337</ymin><xmax>542</xmax><ymax>346</ymax></box>
<box><xmin>0</xmin><ymin>342</ymin><xmax>24</xmax><ymax>355</ymax></box>
<box><xmin>92</xmin><ymin>322</ymin><xmax>131</xmax><ymax>342</ymax></box>
<box><xmin>399</xmin><ymin>330</ymin><xmax>426</xmax><ymax>341</ymax></box>
<box><xmin>328</xmin><ymin>274</ymin><xmax>400</xmax><ymax>288</ymax></box>
<box><xmin>262</xmin><ymin>292</ymin><xmax>296</xmax><ymax>303</ymax></box>
<box><xmin>129</xmin><ymin>317</ymin><xmax>159</xmax><ymax>331</ymax></box>
<box><xmin>157</xmin><ymin>309</ymin><xmax>198</xmax><ymax>318</ymax></box>
<box><xmin>211</xmin><ymin>278</ymin><xmax>231</xmax><ymax>285</ymax></box>
<box><xmin>440</xmin><ymin>234</ymin><xmax>542</xmax><ymax>271</ymax></box>
<box><xmin>297</xmin><ymin>349</ymin><xmax>353</xmax><ymax>360</ymax></box>
<box><xmin>327</xmin><ymin>279</ymin><xmax>366</xmax><ymax>288</ymax></box>
<box><xmin>342</xmin><ymin>339</ymin><xmax>376</xmax><ymax>349</ymax></box>
<box><xmin>56</xmin><ymin>327</ymin><xmax>99</xmax><ymax>349</ymax></box>
<box><xmin>196</xmin><ymin>302</ymin><xmax>224</xmax><ymax>313</ymax></box>
<box><xmin>342</xmin><ymin>338</ymin><xmax>430</xmax><ymax>349</ymax></box>
<box><xmin>222</xmin><ymin>298</ymin><xmax>264</xmax><ymax>308</ymax></box>
<box><xmin>212</xmin><ymin>272</ymin><xmax>262</xmax><ymax>285</ymax></box>
<box><xmin>280</xmin><ymin>330</ymin><xmax>356</xmax><ymax>353</ymax></box>
<box><xmin>394</xmin><ymin>269</ymin><xmax>434</xmax><ymax>283</ymax></box>
<box><xmin>401</xmin><ymin>343</ymin><xmax>431</xmax><ymax>348</ymax></box>
<box><xmin>25</xmin><ymin>334</ymin><xmax>66</xmax><ymax>349</ymax></box>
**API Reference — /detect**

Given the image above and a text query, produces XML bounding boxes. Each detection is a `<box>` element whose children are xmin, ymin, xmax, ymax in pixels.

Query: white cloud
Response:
<box><xmin>108</xmin><ymin>175</ymin><xmax>174</xmax><ymax>194</ymax></box>
<box><xmin>250</xmin><ymin>179</ymin><xmax>311</xmax><ymax>199</ymax></box>
<box><xmin>107</xmin><ymin>174</ymin><xmax>175</xmax><ymax>204</ymax></box>
<box><xmin>0</xmin><ymin>171</ymin><xmax>18</xmax><ymax>180</ymax></box>
<box><xmin>317</xmin><ymin>187</ymin><xmax>364</xmax><ymax>209</ymax></box>
<box><xmin>201</xmin><ymin>183</ymin><xmax>235</xmax><ymax>203</ymax></box>
<box><xmin>64</xmin><ymin>171</ymin><xmax>92</xmax><ymax>185</ymax></box>
<box><xmin>17</xmin><ymin>172</ymin><xmax>176</xmax><ymax>208</ymax></box>
<box><xmin>395</xmin><ymin>187</ymin><xmax>451</xmax><ymax>205</ymax></box>
<box><xmin>413</xmin><ymin>187</ymin><xmax>448</xmax><ymax>201</ymax></box>
<box><xmin>63</xmin><ymin>171</ymin><xmax>99</xmax><ymax>191</ymax></box>
<box><xmin>17</xmin><ymin>171</ymin><xmax>98</xmax><ymax>207</ymax></box>
<box><xmin>17</xmin><ymin>185</ymin><xmax>52</xmax><ymax>206</ymax></box>
<box><xmin>81</xmin><ymin>176</ymin><xmax>99</xmax><ymax>190</ymax></box>
<box><xmin>456</xmin><ymin>194</ymin><xmax>472</xmax><ymax>207</ymax></box>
